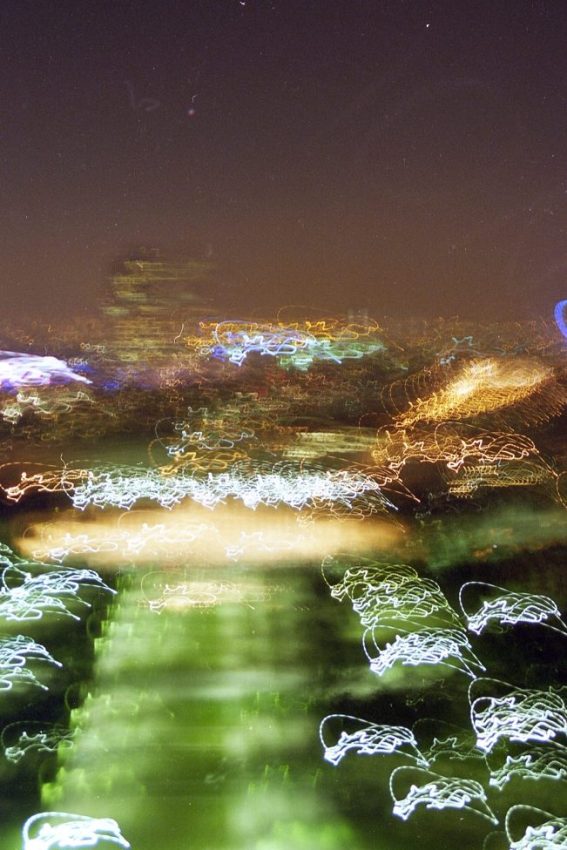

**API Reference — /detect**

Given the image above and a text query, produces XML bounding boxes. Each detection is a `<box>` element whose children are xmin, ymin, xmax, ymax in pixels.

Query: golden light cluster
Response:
<box><xmin>395</xmin><ymin>357</ymin><xmax>563</xmax><ymax>427</ymax></box>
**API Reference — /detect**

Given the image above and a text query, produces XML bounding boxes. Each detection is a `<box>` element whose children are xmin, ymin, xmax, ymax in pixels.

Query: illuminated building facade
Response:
<box><xmin>102</xmin><ymin>248</ymin><xmax>213</xmax><ymax>364</ymax></box>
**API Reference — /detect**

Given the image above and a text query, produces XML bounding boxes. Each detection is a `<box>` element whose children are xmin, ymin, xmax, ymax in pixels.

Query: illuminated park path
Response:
<box><xmin>39</xmin><ymin>566</ymin><xmax>365</xmax><ymax>850</ymax></box>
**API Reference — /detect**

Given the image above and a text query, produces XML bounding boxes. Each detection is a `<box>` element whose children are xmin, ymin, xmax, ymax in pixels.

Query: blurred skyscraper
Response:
<box><xmin>102</xmin><ymin>248</ymin><xmax>214</xmax><ymax>364</ymax></box>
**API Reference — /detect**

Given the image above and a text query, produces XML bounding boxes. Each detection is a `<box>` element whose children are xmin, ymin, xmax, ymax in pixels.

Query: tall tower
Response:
<box><xmin>102</xmin><ymin>248</ymin><xmax>213</xmax><ymax>364</ymax></box>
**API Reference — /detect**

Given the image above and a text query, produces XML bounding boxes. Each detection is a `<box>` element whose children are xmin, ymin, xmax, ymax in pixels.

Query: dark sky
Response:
<box><xmin>2</xmin><ymin>0</ymin><xmax>567</xmax><ymax>321</ymax></box>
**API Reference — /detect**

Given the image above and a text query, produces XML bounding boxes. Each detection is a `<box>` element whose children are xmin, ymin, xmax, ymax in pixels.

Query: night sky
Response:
<box><xmin>2</xmin><ymin>0</ymin><xmax>567</xmax><ymax>322</ymax></box>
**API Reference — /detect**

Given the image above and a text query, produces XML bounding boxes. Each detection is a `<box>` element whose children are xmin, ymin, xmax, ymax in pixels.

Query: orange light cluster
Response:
<box><xmin>0</xmin><ymin>463</ymin><xmax>89</xmax><ymax>504</ymax></box>
<box><xmin>395</xmin><ymin>358</ymin><xmax>562</xmax><ymax>427</ymax></box>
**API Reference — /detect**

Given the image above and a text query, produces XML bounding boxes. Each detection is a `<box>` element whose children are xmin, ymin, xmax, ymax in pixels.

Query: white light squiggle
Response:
<box><xmin>0</xmin><ymin>586</ymin><xmax>83</xmax><ymax>622</ymax></box>
<box><xmin>71</xmin><ymin>463</ymin><xmax>394</xmax><ymax>514</ymax></box>
<box><xmin>321</xmin><ymin>557</ymin><xmax>459</xmax><ymax>629</ymax></box>
<box><xmin>0</xmin><ymin>635</ymin><xmax>61</xmax><ymax>691</ymax></box>
<box><xmin>355</xmin><ymin>577</ymin><xmax>460</xmax><ymax>629</ymax></box>
<box><xmin>469</xmin><ymin>679</ymin><xmax>567</xmax><ymax>753</ymax></box>
<box><xmin>2</xmin><ymin>721</ymin><xmax>74</xmax><ymax>764</ymax></box>
<box><xmin>0</xmin><ymin>563</ymin><xmax>115</xmax><ymax>622</ymax></box>
<box><xmin>489</xmin><ymin>744</ymin><xmax>567</xmax><ymax>790</ymax></box>
<box><xmin>22</xmin><ymin>811</ymin><xmax>130</xmax><ymax>850</ymax></box>
<box><xmin>209</xmin><ymin>319</ymin><xmax>385</xmax><ymax>369</ymax></box>
<box><xmin>165</xmin><ymin>408</ymin><xmax>256</xmax><ymax>455</ymax></box>
<box><xmin>319</xmin><ymin>714</ymin><xmax>428</xmax><ymax>767</ymax></box>
<box><xmin>31</xmin><ymin>524</ymin><xmax>212</xmax><ymax>564</ymax></box>
<box><xmin>506</xmin><ymin>806</ymin><xmax>567</xmax><ymax>850</ymax></box>
<box><xmin>389</xmin><ymin>766</ymin><xmax>498</xmax><ymax>824</ymax></box>
<box><xmin>422</xmin><ymin>733</ymin><xmax>483</xmax><ymax>765</ymax></box>
<box><xmin>459</xmin><ymin>582</ymin><xmax>567</xmax><ymax>636</ymax></box>
<box><xmin>321</xmin><ymin>557</ymin><xmax>418</xmax><ymax>602</ymax></box>
<box><xmin>363</xmin><ymin>627</ymin><xmax>485</xmax><ymax>679</ymax></box>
